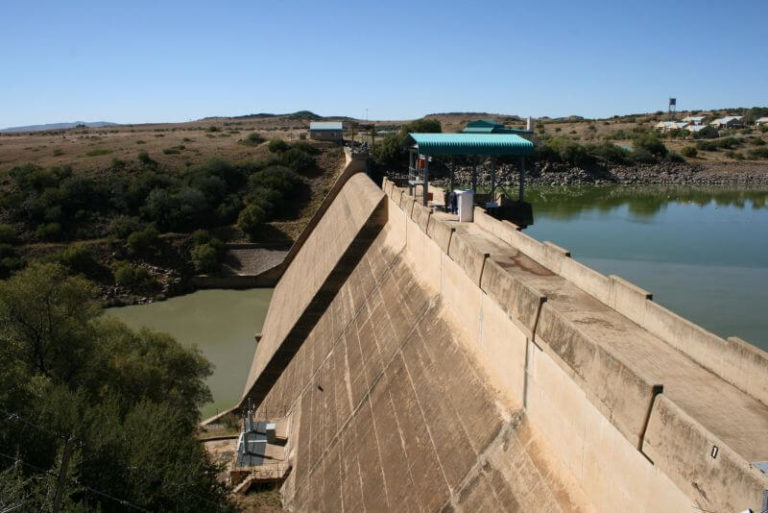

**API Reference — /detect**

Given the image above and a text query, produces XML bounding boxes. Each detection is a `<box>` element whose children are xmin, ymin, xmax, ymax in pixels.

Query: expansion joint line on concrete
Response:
<box><xmin>523</xmin><ymin>296</ymin><xmax>548</xmax><ymax>411</ymax></box>
<box><xmin>438</xmin><ymin>411</ymin><xmax>553</xmax><ymax>513</ymax></box>
<box><xmin>637</xmin><ymin>384</ymin><xmax>665</xmax><ymax>461</ymax></box>
<box><xmin>295</xmin><ymin>295</ymin><xmax>441</xmax><ymax>497</ymax></box>
<box><xmin>477</xmin><ymin>253</ymin><xmax>492</xmax><ymax>287</ymax></box>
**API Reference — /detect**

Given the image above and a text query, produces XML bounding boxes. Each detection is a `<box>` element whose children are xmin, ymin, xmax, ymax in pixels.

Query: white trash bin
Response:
<box><xmin>456</xmin><ymin>190</ymin><xmax>474</xmax><ymax>222</ymax></box>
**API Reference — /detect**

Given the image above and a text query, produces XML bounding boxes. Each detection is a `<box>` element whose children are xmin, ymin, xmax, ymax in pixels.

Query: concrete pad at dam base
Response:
<box><xmin>237</xmin><ymin>163</ymin><xmax>768</xmax><ymax>512</ymax></box>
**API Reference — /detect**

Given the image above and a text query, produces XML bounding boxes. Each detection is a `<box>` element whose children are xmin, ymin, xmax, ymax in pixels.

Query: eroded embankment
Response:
<box><xmin>242</xmin><ymin>173</ymin><xmax>768</xmax><ymax>513</ymax></box>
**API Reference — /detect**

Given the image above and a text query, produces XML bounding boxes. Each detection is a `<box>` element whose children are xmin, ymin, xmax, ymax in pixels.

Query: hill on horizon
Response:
<box><xmin>0</xmin><ymin>121</ymin><xmax>118</xmax><ymax>133</ymax></box>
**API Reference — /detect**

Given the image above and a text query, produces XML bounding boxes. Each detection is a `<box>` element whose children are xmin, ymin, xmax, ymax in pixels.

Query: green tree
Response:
<box><xmin>0</xmin><ymin>265</ymin><xmax>230</xmax><ymax>512</ymax></box>
<box><xmin>191</xmin><ymin>243</ymin><xmax>221</xmax><ymax>273</ymax></box>
<box><xmin>0</xmin><ymin>263</ymin><xmax>99</xmax><ymax>380</ymax></box>
<box><xmin>238</xmin><ymin>203</ymin><xmax>267</xmax><ymax>240</ymax></box>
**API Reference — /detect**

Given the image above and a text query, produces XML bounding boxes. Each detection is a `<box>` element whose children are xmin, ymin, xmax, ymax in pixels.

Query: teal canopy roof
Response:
<box><xmin>466</xmin><ymin>119</ymin><xmax>504</xmax><ymax>128</ymax></box>
<box><xmin>409</xmin><ymin>133</ymin><xmax>534</xmax><ymax>156</ymax></box>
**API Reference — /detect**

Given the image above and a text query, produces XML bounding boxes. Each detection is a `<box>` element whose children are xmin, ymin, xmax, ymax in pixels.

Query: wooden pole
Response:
<box><xmin>52</xmin><ymin>436</ymin><xmax>75</xmax><ymax>513</ymax></box>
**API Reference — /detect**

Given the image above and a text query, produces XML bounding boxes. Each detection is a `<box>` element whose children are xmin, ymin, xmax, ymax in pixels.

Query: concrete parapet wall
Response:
<box><xmin>479</xmin><ymin>259</ymin><xmax>544</xmax><ymax>336</ymax></box>
<box><xmin>642</xmin><ymin>301</ymin><xmax>768</xmax><ymax>406</ymax></box>
<box><xmin>446</xmin><ymin>231</ymin><xmax>488</xmax><ymax>286</ymax></box>
<box><xmin>471</xmin><ymin>205</ymin><xmax>768</xmax><ymax>407</ymax></box>
<box><xmin>642</xmin><ymin>395</ymin><xmax>768</xmax><ymax>512</ymax></box>
<box><xmin>534</xmin><ymin>303</ymin><xmax>662</xmax><ymax>448</ymax></box>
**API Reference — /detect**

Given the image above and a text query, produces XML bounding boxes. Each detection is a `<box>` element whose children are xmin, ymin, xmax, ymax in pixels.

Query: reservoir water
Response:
<box><xmin>525</xmin><ymin>186</ymin><xmax>768</xmax><ymax>351</ymax></box>
<box><xmin>106</xmin><ymin>288</ymin><xmax>272</xmax><ymax>419</ymax></box>
<box><xmin>105</xmin><ymin>186</ymin><xmax>768</xmax><ymax>418</ymax></box>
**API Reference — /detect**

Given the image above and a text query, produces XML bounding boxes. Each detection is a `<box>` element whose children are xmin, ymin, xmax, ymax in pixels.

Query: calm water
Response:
<box><xmin>106</xmin><ymin>288</ymin><xmax>273</xmax><ymax>419</ymax></box>
<box><xmin>525</xmin><ymin>186</ymin><xmax>768</xmax><ymax>351</ymax></box>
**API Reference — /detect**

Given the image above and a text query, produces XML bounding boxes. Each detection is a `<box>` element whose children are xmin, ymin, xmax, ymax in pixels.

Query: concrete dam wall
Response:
<box><xmin>241</xmin><ymin>173</ymin><xmax>768</xmax><ymax>512</ymax></box>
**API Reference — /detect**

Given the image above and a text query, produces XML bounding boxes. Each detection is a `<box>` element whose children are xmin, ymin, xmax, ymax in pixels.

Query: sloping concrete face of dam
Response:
<box><xmin>241</xmin><ymin>171</ymin><xmax>768</xmax><ymax>513</ymax></box>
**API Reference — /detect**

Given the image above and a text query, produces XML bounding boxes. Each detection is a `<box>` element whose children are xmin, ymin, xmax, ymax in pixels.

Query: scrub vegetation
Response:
<box><xmin>0</xmin><ymin>118</ymin><xmax>344</xmax><ymax>299</ymax></box>
<box><xmin>0</xmin><ymin>263</ymin><xmax>235</xmax><ymax>512</ymax></box>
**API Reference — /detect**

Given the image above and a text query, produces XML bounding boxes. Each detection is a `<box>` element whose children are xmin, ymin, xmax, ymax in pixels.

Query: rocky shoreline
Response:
<box><xmin>433</xmin><ymin>161</ymin><xmax>768</xmax><ymax>187</ymax></box>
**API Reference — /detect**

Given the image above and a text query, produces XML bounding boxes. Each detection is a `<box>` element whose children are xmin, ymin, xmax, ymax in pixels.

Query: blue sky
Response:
<box><xmin>1</xmin><ymin>0</ymin><xmax>766</xmax><ymax>127</ymax></box>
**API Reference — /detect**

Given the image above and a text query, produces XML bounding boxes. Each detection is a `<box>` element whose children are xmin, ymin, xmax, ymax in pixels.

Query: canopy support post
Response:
<box><xmin>519</xmin><ymin>156</ymin><xmax>526</xmax><ymax>201</ymax></box>
<box><xmin>490</xmin><ymin>156</ymin><xmax>497</xmax><ymax>204</ymax></box>
<box><xmin>423</xmin><ymin>156</ymin><xmax>430</xmax><ymax>206</ymax></box>
<box><xmin>472</xmin><ymin>157</ymin><xmax>478</xmax><ymax>192</ymax></box>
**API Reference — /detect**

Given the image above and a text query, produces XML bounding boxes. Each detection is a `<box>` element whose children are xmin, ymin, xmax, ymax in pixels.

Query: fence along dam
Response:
<box><xmin>236</xmin><ymin>153</ymin><xmax>768</xmax><ymax>512</ymax></box>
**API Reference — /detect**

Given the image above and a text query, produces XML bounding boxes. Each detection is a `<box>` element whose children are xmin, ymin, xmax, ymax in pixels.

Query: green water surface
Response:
<box><xmin>106</xmin><ymin>288</ymin><xmax>272</xmax><ymax>419</ymax></box>
<box><xmin>524</xmin><ymin>186</ymin><xmax>768</xmax><ymax>351</ymax></box>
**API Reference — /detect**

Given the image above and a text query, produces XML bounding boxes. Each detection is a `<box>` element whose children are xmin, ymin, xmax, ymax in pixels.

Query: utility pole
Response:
<box><xmin>52</xmin><ymin>436</ymin><xmax>75</xmax><ymax>513</ymax></box>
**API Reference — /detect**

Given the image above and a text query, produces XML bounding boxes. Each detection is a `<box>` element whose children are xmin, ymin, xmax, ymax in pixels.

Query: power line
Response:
<box><xmin>0</xmin><ymin>409</ymin><xmax>231</xmax><ymax>511</ymax></box>
<box><xmin>0</xmin><ymin>451</ymin><xmax>151</xmax><ymax>513</ymax></box>
<box><xmin>0</xmin><ymin>407</ymin><xmax>71</xmax><ymax>440</ymax></box>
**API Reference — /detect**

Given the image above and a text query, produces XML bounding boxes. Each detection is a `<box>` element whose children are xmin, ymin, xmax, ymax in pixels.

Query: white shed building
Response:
<box><xmin>309</xmin><ymin>121</ymin><xmax>343</xmax><ymax>141</ymax></box>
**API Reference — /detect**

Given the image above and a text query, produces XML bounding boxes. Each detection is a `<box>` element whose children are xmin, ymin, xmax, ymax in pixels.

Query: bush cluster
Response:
<box><xmin>534</xmin><ymin>131</ymin><xmax>672</xmax><ymax>166</ymax></box>
<box><xmin>0</xmin><ymin>226</ymin><xmax>22</xmax><ymax>278</ymax></box>
<box><xmin>1</xmin><ymin>145</ymin><xmax>316</xmax><ymax>243</ymax></box>
<box><xmin>696</xmin><ymin>137</ymin><xmax>744</xmax><ymax>152</ymax></box>
<box><xmin>190</xmin><ymin>230</ymin><xmax>224</xmax><ymax>273</ymax></box>
<box><xmin>113</xmin><ymin>261</ymin><xmax>157</xmax><ymax>291</ymax></box>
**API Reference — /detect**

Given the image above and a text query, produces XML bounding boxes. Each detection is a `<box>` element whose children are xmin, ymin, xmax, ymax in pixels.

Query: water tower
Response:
<box><xmin>668</xmin><ymin>97</ymin><xmax>677</xmax><ymax>118</ymax></box>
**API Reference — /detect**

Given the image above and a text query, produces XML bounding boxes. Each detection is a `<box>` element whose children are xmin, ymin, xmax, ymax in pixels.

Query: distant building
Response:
<box><xmin>463</xmin><ymin>119</ymin><xmax>531</xmax><ymax>135</ymax></box>
<box><xmin>755</xmin><ymin>117</ymin><xmax>768</xmax><ymax>126</ymax></box>
<box><xmin>682</xmin><ymin>115</ymin><xmax>707</xmax><ymax>125</ymax></box>
<box><xmin>655</xmin><ymin>121</ymin><xmax>688</xmax><ymax>132</ymax></box>
<box><xmin>709</xmin><ymin>116</ymin><xmax>744</xmax><ymax>129</ymax></box>
<box><xmin>309</xmin><ymin>121</ymin><xmax>343</xmax><ymax>141</ymax></box>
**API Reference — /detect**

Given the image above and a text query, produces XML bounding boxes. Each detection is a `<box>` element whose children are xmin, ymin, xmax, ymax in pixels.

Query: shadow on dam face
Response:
<box><xmin>236</xmin><ymin>172</ymin><xmax>768</xmax><ymax>513</ymax></box>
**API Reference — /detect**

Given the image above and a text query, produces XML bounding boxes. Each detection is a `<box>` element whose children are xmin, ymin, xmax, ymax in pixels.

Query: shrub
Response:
<box><xmin>108</xmin><ymin>216</ymin><xmax>143</xmax><ymax>239</ymax></box>
<box><xmin>192</xmin><ymin>229</ymin><xmax>212</xmax><ymax>245</ymax></box>
<box><xmin>750</xmin><ymin>138</ymin><xmax>766</xmax><ymax>146</ymax></box>
<box><xmin>633</xmin><ymin>132</ymin><xmax>667</xmax><ymax>158</ymax></box>
<box><xmin>35</xmin><ymin>222</ymin><xmax>62</xmax><ymax>241</ymax></box>
<box><xmin>60</xmin><ymin>243</ymin><xmax>96</xmax><ymax>273</ymax></box>
<box><xmin>747</xmin><ymin>147</ymin><xmax>768</xmax><ymax>159</ymax></box>
<box><xmin>191</xmin><ymin>243</ymin><xmax>221</xmax><ymax>273</ymax></box>
<box><xmin>238</xmin><ymin>204</ymin><xmax>267</xmax><ymax>240</ymax></box>
<box><xmin>113</xmin><ymin>262</ymin><xmax>156</xmax><ymax>290</ymax></box>
<box><xmin>111</xmin><ymin>157</ymin><xmax>127</xmax><ymax>169</ymax></box>
<box><xmin>163</xmin><ymin>147</ymin><xmax>182</xmax><ymax>155</ymax></box>
<box><xmin>137</xmin><ymin>150</ymin><xmax>156</xmax><ymax>167</ymax></box>
<box><xmin>696</xmin><ymin>140</ymin><xmax>719</xmax><ymax>151</ymax></box>
<box><xmin>268</xmin><ymin>139</ymin><xmax>290</xmax><ymax>153</ymax></box>
<box><xmin>680</xmin><ymin>146</ymin><xmax>698</xmax><ymax>158</ymax></box>
<box><xmin>0</xmin><ymin>224</ymin><xmax>19</xmax><ymax>244</ymax></box>
<box><xmin>292</xmin><ymin>141</ymin><xmax>320</xmax><ymax>155</ymax></box>
<box><xmin>52</xmin><ymin>148</ymin><xmax>64</xmax><ymax>156</ymax></box>
<box><xmin>666</xmin><ymin>152</ymin><xmax>686</xmax><ymax>163</ymax></box>
<box><xmin>243</xmin><ymin>132</ymin><xmax>264</xmax><ymax>145</ymax></box>
<box><xmin>279</xmin><ymin>147</ymin><xmax>315</xmax><ymax>172</ymax></box>
<box><xmin>127</xmin><ymin>226</ymin><xmax>160</xmax><ymax>256</ymax></box>
<box><xmin>207</xmin><ymin>126</ymin><xmax>220</xmax><ymax>133</ymax></box>
<box><xmin>0</xmin><ymin>243</ymin><xmax>22</xmax><ymax>278</ymax></box>
<box><xmin>86</xmin><ymin>148</ymin><xmax>112</xmax><ymax>157</ymax></box>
